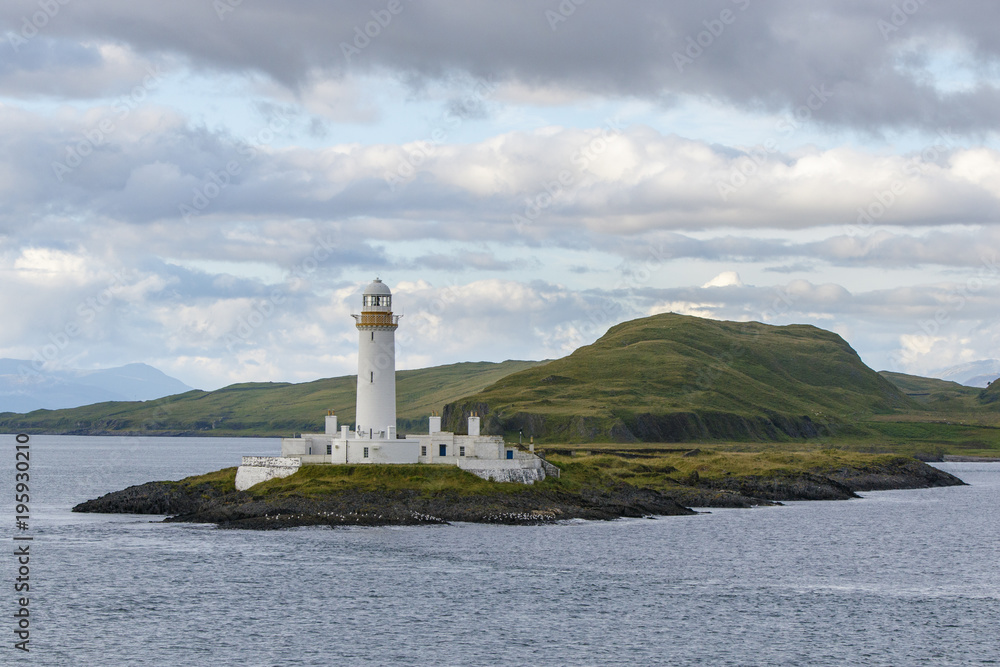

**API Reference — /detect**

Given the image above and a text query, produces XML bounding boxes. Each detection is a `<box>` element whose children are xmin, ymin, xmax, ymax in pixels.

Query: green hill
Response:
<box><xmin>0</xmin><ymin>360</ymin><xmax>544</xmax><ymax>436</ymax></box>
<box><xmin>980</xmin><ymin>378</ymin><xmax>1000</xmax><ymax>404</ymax></box>
<box><xmin>877</xmin><ymin>371</ymin><xmax>984</xmax><ymax>410</ymax></box>
<box><xmin>7</xmin><ymin>312</ymin><xmax>1000</xmax><ymax>454</ymax></box>
<box><xmin>441</xmin><ymin>313</ymin><xmax>917</xmax><ymax>443</ymax></box>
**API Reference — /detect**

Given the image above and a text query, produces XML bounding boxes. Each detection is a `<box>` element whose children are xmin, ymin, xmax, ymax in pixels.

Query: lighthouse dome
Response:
<box><xmin>361</xmin><ymin>278</ymin><xmax>393</xmax><ymax>311</ymax></box>
<box><xmin>363</xmin><ymin>278</ymin><xmax>392</xmax><ymax>296</ymax></box>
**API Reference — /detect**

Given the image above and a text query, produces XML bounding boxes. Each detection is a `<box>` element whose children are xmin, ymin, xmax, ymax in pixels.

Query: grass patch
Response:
<box><xmin>544</xmin><ymin>449</ymin><xmax>912</xmax><ymax>495</ymax></box>
<box><xmin>166</xmin><ymin>446</ymin><xmax>938</xmax><ymax>506</ymax></box>
<box><xmin>245</xmin><ymin>464</ymin><xmax>547</xmax><ymax>499</ymax></box>
<box><xmin>167</xmin><ymin>467</ymin><xmax>239</xmax><ymax>494</ymax></box>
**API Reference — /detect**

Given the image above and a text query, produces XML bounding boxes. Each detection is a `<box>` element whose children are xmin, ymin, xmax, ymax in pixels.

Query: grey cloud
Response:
<box><xmin>405</xmin><ymin>251</ymin><xmax>516</xmax><ymax>272</ymax></box>
<box><xmin>764</xmin><ymin>262</ymin><xmax>818</xmax><ymax>273</ymax></box>
<box><xmin>4</xmin><ymin>1</ymin><xmax>1000</xmax><ymax>132</ymax></box>
<box><xmin>610</xmin><ymin>228</ymin><xmax>1000</xmax><ymax>271</ymax></box>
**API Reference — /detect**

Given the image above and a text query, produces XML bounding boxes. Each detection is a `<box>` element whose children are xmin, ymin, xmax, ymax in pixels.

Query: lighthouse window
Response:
<box><xmin>371</xmin><ymin>332</ymin><xmax>374</xmax><ymax>341</ymax></box>
<box><xmin>370</xmin><ymin>371</ymin><xmax>373</xmax><ymax>383</ymax></box>
<box><xmin>364</xmin><ymin>295</ymin><xmax>391</xmax><ymax>307</ymax></box>
<box><xmin>363</xmin><ymin>447</ymin><xmax>369</xmax><ymax>458</ymax></box>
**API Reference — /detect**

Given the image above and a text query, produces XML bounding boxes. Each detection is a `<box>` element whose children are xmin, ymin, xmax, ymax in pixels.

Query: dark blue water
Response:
<box><xmin>2</xmin><ymin>435</ymin><xmax>998</xmax><ymax>666</ymax></box>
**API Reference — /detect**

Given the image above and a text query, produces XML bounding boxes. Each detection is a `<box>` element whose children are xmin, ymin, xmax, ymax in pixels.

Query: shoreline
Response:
<box><xmin>72</xmin><ymin>457</ymin><xmax>967</xmax><ymax>529</ymax></box>
<box><xmin>940</xmin><ymin>455</ymin><xmax>1000</xmax><ymax>462</ymax></box>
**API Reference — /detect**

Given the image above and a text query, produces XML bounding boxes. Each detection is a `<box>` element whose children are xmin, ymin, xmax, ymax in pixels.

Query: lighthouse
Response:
<box><xmin>235</xmin><ymin>275</ymin><xmax>556</xmax><ymax>489</ymax></box>
<box><xmin>352</xmin><ymin>278</ymin><xmax>399</xmax><ymax>440</ymax></box>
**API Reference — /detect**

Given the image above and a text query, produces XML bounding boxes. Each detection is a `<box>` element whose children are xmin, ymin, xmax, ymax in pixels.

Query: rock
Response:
<box><xmin>73</xmin><ymin>481</ymin><xmax>696</xmax><ymax>529</ymax></box>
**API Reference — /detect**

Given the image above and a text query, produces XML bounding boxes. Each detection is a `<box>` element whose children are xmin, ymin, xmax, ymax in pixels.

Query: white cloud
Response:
<box><xmin>703</xmin><ymin>271</ymin><xmax>744</xmax><ymax>288</ymax></box>
<box><xmin>3</xmin><ymin>3</ymin><xmax>1000</xmax><ymax>391</ymax></box>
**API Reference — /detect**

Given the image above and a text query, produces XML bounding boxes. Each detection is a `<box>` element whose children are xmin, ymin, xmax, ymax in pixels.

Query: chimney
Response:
<box><xmin>429</xmin><ymin>414</ymin><xmax>442</xmax><ymax>434</ymax></box>
<box><xmin>325</xmin><ymin>411</ymin><xmax>338</xmax><ymax>435</ymax></box>
<box><xmin>468</xmin><ymin>413</ymin><xmax>481</xmax><ymax>437</ymax></box>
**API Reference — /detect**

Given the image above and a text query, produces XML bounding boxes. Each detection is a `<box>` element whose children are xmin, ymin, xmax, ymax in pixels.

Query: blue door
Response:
<box><xmin>439</xmin><ymin>444</ymin><xmax>447</xmax><ymax>457</ymax></box>
<box><xmin>506</xmin><ymin>450</ymin><xmax>513</xmax><ymax>460</ymax></box>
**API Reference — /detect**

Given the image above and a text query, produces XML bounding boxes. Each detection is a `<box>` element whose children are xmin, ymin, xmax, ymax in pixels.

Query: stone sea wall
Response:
<box><xmin>235</xmin><ymin>456</ymin><xmax>301</xmax><ymax>491</ymax></box>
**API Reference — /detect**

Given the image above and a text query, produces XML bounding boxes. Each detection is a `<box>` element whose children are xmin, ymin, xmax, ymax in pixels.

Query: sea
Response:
<box><xmin>1</xmin><ymin>434</ymin><xmax>998</xmax><ymax>666</ymax></box>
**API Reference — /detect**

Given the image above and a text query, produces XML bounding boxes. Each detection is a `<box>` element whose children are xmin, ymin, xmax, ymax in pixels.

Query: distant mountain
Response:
<box><xmin>0</xmin><ymin>360</ymin><xmax>544</xmax><ymax>435</ymax></box>
<box><xmin>0</xmin><ymin>360</ymin><xmax>194</xmax><ymax>413</ymax></box>
<box><xmin>931</xmin><ymin>360</ymin><xmax>1000</xmax><ymax>388</ymax></box>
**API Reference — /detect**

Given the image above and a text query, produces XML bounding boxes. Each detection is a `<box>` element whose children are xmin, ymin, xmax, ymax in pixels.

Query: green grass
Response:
<box><xmin>167</xmin><ymin>466</ymin><xmax>240</xmax><ymax>494</ymax></box>
<box><xmin>245</xmin><ymin>463</ymin><xmax>536</xmax><ymax>498</ymax></box>
<box><xmin>444</xmin><ymin>314</ymin><xmax>919</xmax><ymax>442</ymax></box>
<box><xmin>169</xmin><ymin>448</ymin><xmax>923</xmax><ymax>501</ymax></box>
<box><xmin>6</xmin><ymin>311</ymin><xmax>1000</xmax><ymax>456</ymax></box>
<box><xmin>0</xmin><ymin>360</ymin><xmax>544</xmax><ymax>437</ymax></box>
<box><xmin>541</xmin><ymin>448</ymin><xmax>917</xmax><ymax>497</ymax></box>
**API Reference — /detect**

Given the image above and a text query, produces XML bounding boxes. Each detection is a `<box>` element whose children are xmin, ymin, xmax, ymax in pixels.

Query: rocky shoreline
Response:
<box><xmin>73</xmin><ymin>479</ymin><xmax>696</xmax><ymax>528</ymax></box>
<box><xmin>72</xmin><ymin>458</ymin><xmax>967</xmax><ymax>529</ymax></box>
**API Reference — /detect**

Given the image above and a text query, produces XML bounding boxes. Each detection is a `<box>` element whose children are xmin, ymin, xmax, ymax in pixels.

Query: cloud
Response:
<box><xmin>5</xmin><ymin>2</ymin><xmax>1000</xmax><ymax>133</ymax></box>
<box><xmin>0</xmin><ymin>37</ymin><xmax>163</xmax><ymax>99</ymax></box>
<box><xmin>4</xmin><ymin>2</ymin><xmax>1000</xmax><ymax>390</ymax></box>
<box><xmin>703</xmin><ymin>271</ymin><xmax>744</xmax><ymax>288</ymax></box>
<box><xmin>7</xmin><ymin>108</ymin><xmax>1000</xmax><ymax>242</ymax></box>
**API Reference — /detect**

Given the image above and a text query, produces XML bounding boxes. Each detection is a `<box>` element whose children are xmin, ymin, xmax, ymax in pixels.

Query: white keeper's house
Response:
<box><xmin>235</xmin><ymin>278</ymin><xmax>557</xmax><ymax>490</ymax></box>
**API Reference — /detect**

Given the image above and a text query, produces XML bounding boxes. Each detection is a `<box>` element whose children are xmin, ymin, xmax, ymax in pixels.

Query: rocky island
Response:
<box><xmin>73</xmin><ymin>450</ymin><xmax>965</xmax><ymax>529</ymax></box>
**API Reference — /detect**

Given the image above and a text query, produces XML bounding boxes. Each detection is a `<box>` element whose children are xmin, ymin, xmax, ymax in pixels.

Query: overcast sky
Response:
<box><xmin>3</xmin><ymin>0</ymin><xmax>1000</xmax><ymax>390</ymax></box>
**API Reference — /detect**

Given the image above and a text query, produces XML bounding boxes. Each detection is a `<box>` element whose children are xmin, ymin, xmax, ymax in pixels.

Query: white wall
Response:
<box><xmin>347</xmin><ymin>439</ymin><xmax>420</xmax><ymax>464</ymax></box>
<box><xmin>235</xmin><ymin>456</ymin><xmax>301</xmax><ymax>490</ymax></box>
<box><xmin>355</xmin><ymin>327</ymin><xmax>396</xmax><ymax>440</ymax></box>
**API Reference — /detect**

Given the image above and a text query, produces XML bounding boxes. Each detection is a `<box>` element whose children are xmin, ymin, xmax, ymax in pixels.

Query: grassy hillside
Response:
<box><xmin>878</xmin><ymin>371</ymin><xmax>983</xmax><ymax>408</ymax></box>
<box><xmin>0</xmin><ymin>360</ymin><xmax>544</xmax><ymax>436</ymax></box>
<box><xmin>442</xmin><ymin>313</ymin><xmax>918</xmax><ymax>443</ymax></box>
<box><xmin>7</xmin><ymin>310</ymin><xmax>1000</xmax><ymax>454</ymax></box>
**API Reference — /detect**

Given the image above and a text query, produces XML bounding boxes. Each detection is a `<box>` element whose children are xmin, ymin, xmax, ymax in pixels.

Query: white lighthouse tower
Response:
<box><xmin>352</xmin><ymin>278</ymin><xmax>398</xmax><ymax>440</ymax></box>
<box><xmin>235</xmin><ymin>275</ymin><xmax>557</xmax><ymax>489</ymax></box>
